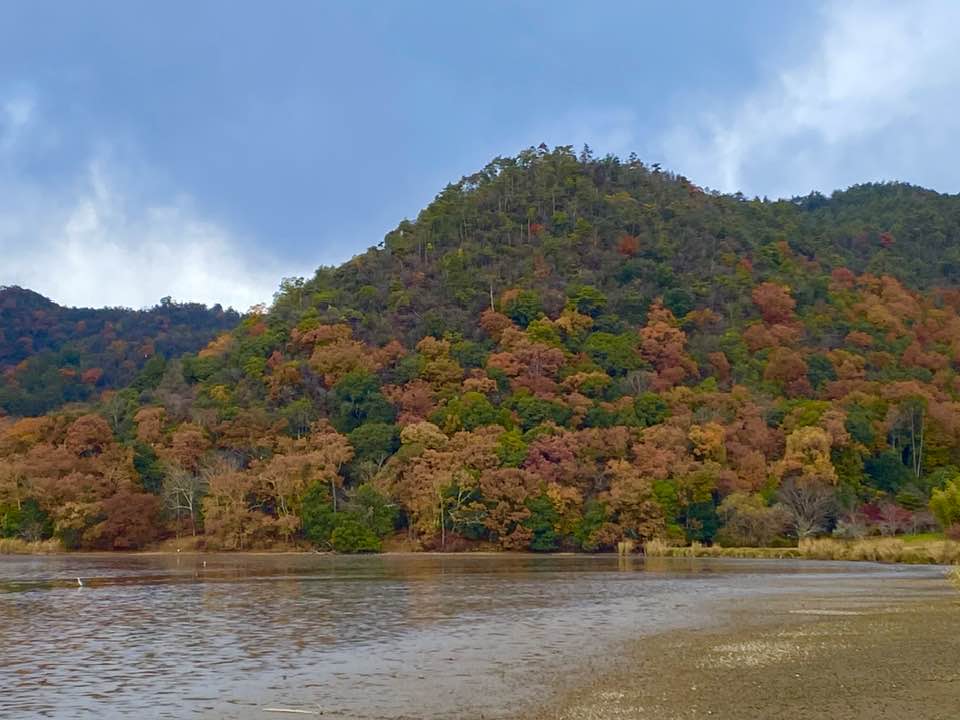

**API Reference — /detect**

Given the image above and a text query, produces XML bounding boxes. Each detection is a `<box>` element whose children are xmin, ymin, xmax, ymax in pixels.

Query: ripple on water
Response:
<box><xmin>0</xmin><ymin>554</ymin><xmax>949</xmax><ymax>719</ymax></box>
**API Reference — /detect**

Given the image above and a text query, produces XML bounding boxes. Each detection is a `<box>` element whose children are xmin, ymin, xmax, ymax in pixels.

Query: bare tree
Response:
<box><xmin>162</xmin><ymin>465</ymin><xmax>209</xmax><ymax>537</ymax></box>
<box><xmin>776</xmin><ymin>479</ymin><xmax>836</xmax><ymax>539</ymax></box>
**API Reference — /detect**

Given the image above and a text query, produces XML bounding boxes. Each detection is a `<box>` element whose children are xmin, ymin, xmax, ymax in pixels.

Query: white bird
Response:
<box><xmin>76</xmin><ymin>577</ymin><xmax>83</xmax><ymax>587</ymax></box>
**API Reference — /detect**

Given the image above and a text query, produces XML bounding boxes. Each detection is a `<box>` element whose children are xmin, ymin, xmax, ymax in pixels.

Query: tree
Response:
<box><xmin>0</xmin><ymin>498</ymin><xmax>52</xmax><ymax>541</ymax></box>
<box><xmin>930</xmin><ymin>476</ymin><xmax>960</xmax><ymax>529</ymax></box>
<box><xmin>864</xmin><ymin>450</ymin><xmax>913</xmax><ymax>494</ymax></box>
<box><xmin>582</xmin><ymin>331</ymin><xmax>642</xmax><ymax>375</ymax></box>
<box><xmin>566</xmin><ymin>285</ymin><xmax>608</xmax><ymax>317</ymax></box>
<box><xmin>603</xmin><ymin>459</ymin><xmax>664</xmax><ymax>543</ymax></box>
<box><xmin>344</xmin><ymin>483</ymin><xmax>397</xmax><ymax>538</ymax></box>
<box><xmin>777</xmin><ymin>478</ymin><xmax>836</xmax><ymax>539</ymax></box>
<box><xmin>479</xmin><ymin>468</ymin><xmax>538</xmax><ymax>549</ymax></box>
<box><xmin>886</xmin><ymin>396</ymin><xmax>927</xmax><ymax>480</ymax></box>
<box><xmin>162</xmin><ymin>464</ymin><xmax>208</xmax><ymax>536</ymax></box>
<box><xmin>716</xmin><ymin>494</ymin><xmax>789</xmax><ymax>547</ymax></box>
<box><xmin>165</xmin><ymin>424</ymin><xmax>209</xmax><ymax>473</ymax></box>
<box><xmin>300</xmin><ymin>482</ymin><xmax>337</xmax><ymax>547</ymax></box>
<box><xmin>88</xmin><ymin>491</ymin><xmax>163</xmax><ymax>550</ymax></box>
<box><xmin>752</xmin><ymin>282</ymin><xmax>796</xmax><ymax>324</ymax></box>
<box><xmin>523</xmin><ymin>494</ymin><xmax>559</xmax><ymax>551</ymax></box>
<box><xmin>638</xmin><ymin>300</ymin><xmax>697</xmax><ymax>389</ymax></box>
<box><xmin>331</xmin><ymin>371</ymin><xmax>396</xmax><ymax>432</ymax></box>
<box><xmin>201</xmin><ymin>461</ymin><xmax>258</xmax><ymax>550</ymax></box>
<box><xmin>65</xmin><ymin>414</ymin><xmax>113</xmax><ymax>457</ymax></box>
<box><xmin>775</xmin><ymin>427</ymin><xmax>838</xmax><ymax>486</ymax></box>
<box><xmin>500</xmin><ymin>289</ymin><xmax>543</xmax><ymax>327</ymax></box>
<box><xmin>347</xmin><ymin>422</ymin><xmax>399</xmax><ymax>481</ymax></box>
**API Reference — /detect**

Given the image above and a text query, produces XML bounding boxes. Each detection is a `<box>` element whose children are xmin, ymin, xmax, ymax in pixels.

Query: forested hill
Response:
<box><xmin>0</xmin><ymin>287</ymin><xmax>240</xmax><ymax>416</ymax></box>
<box><xmin>5</xmin><ymin>145</ymin><xmax>960</xmax><ymax>554</ymax></box>
<box><xmin>274</xmin><ymin>145</ymin><xmax>960</xmax><ymax>346</ymax></box>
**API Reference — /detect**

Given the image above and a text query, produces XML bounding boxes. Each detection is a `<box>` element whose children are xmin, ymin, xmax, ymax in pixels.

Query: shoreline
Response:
<box><xmin>532</xmin><ymin>584</ymin><xmax>960</xmax><ymax>720</ymax></box>
<box><xmin>0</xmin><ymin>546</ymin><xmax>953</xmax><ymax>559</ymax></box>
<box><xmin>4</xmin><ymin>540</ymin><xmax>960</xmax><ymax>568</ymax></box>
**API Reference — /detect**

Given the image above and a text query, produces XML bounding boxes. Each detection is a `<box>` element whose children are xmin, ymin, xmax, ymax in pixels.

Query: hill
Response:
<box><xmin>4</xmin><ymin>145</ymin><xmax>960</xmax><ymax>553</ymax></box>
<box><xmin>0</xmin><ymin>287</ymin><xmax>240</xmax><ymax>416</ymax></box>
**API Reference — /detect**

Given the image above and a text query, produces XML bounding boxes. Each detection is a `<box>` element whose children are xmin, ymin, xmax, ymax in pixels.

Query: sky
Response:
<box><xmin>1</xmin><ymin>0</ymin><xmax>959</xmax><ymax>311</ymax></box>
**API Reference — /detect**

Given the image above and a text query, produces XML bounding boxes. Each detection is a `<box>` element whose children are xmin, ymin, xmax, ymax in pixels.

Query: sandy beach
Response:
<box><xmin>537</xmin><ymin>582</ymin><xmax>960</xmax><ymax>720</ymax></box>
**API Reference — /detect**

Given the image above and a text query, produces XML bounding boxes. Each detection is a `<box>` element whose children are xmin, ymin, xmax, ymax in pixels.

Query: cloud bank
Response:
<box><xmin>0</xmin><ymin>94</ymin><xmax>299</xmax><ymax>311</ymax></box>
<box><xmin>659</xmin><ymin>0</ymin><xmax>960</xmax><ymax>198</ymax></box>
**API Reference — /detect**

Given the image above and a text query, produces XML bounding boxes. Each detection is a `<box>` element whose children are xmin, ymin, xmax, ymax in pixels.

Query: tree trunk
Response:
<box><xmin>439</xmin><ymin>496</ymin><xmax>446</xmax><ymax>550</ymax></box>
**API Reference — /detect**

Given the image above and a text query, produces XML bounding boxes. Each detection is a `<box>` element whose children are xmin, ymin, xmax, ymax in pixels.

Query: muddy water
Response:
<box><xmin>0</xmin><ymin>554</ymin><xmax>949</xmax><ymax>719</ymax></box>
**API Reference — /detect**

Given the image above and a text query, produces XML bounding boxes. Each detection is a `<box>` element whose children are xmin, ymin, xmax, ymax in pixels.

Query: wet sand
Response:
<box><xmin>537</xmin><ymin>589</ymin><xmax>960</xmax><ymax>720</ymax></box>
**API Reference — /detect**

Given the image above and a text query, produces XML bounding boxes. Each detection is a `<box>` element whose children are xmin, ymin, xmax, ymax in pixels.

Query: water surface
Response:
<box><xmin>0</xmin><ymin>553</ymin><xmax>948</xmax><ymax>719</ymax></box>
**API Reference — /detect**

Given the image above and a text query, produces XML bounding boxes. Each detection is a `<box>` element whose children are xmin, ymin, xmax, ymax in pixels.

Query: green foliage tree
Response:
<box><xmin>524</xmin><ymin>494</ymin><xmax>559</xmax><ymax>551</ymax></box>
<box><xmin>300</xmin><ymin>482</ymin><xmax>338</xmax><ymax>547</ymax></box>
<box><xmin>331</xmin><ymin>371</ymin><xmax>396</xmax><ymax>432</ymax></box>
<box><xmin>930</xmin><ymin>476</ymin><xmax>960</xmax><ymax>529</ymax></box>
<box><xmin>583</xmin><ymin>332</ymin><xmax>642</xmax><ymax>375</ymax></box>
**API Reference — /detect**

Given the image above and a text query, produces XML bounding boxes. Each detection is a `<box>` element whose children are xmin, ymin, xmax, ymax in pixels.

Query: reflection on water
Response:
<box><xmin>0</xmin><ymin>553</ymin><xmax>948</xmax><ymax>719</ymax></box>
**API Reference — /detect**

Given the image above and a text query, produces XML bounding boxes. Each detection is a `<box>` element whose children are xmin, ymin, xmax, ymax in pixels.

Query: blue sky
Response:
<box><xmin>1</xmin><ymin>1</ymin><xmax>958</xmax><ymax>310</ymax></box>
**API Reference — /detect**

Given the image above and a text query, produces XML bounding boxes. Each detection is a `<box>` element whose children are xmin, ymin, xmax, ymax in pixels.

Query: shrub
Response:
<box><xmin>330</xmin><ymin>517</ymin><xmax>381</xmax><ymax>553</ymax></box>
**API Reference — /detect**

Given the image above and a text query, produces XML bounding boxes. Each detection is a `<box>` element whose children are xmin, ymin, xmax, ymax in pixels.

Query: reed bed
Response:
<box><xmin>644</xmin><ymin>536</ymin><xmax>960</xmax><ymax>565</ymax></box>
<box><xmin>0</xmin><ymin>538</ymin><xmax>63</xmax><ymax>554</ymax></box>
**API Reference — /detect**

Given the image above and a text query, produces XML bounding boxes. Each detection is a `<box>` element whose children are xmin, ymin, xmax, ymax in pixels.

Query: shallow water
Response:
<box><xmin>0</xmin><ymin>553</ymin><xmax>949</xmax><ymax>719</ymax></box>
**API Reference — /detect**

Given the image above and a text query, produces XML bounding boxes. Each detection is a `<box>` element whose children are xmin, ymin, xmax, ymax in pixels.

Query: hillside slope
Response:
<box><xmin>0</xmin><ymin>287</ymin><xmax>240</xmax><ymax>416</ymax></box>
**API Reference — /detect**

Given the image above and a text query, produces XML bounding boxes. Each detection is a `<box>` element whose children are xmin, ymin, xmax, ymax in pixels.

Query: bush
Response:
<box><xmin>330</xmin><ymin>516</ymin><xmax>381</xmax><ymax>553</ymax></box>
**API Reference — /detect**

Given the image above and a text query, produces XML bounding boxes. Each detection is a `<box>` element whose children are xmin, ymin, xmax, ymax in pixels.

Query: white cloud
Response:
<box><xmin>659</xmin><ymin>0</ymin><xmax>960</xmax><ymax>198</ymax></box>
<box><xmin>0</xmin><ymin>94</ymin><xmax>302</xmax><ymax>311</ymax></box>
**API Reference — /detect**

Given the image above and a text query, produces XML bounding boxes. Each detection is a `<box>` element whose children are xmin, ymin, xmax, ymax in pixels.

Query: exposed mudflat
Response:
<box><xmin>537</xmin><ymin>592</ymin><xmax>960</xmax><ymax>720</ymax></box>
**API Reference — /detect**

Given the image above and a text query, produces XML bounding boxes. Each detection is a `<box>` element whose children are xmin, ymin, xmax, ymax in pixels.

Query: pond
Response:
<box><xmin>0</xmin><ymin>553</ymin><xmax>948</xmax><ymax>719</ymax></box>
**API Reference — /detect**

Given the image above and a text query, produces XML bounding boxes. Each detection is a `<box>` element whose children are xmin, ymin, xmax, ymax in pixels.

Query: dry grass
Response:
<box><xmin>642</xmin><ymin>537</ymin><xmax>671</xmax><ymax>557</ymax></box>
<box><xmin>949</xmin><ymin>567</ymin><xmax>960</xmax><ymax>589</ymax></box>
<box><xmin>799</xmin><ymin>537</ymin><xmax>960</xmax><ymax>564</ymax></box>
<box><xmin>0</xmin><ymin>537</ymin><xmax>63</xmax><ymax>554</ymax></box>
<box><xmin>644</xmin><ymin>536</ymin><xmax>960</xmax><ymax>565</ymax></box>
<box><xmin>644</xmin><ymin>539</ymin><xmax>802</xmax><ymax>560</ymax></box>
